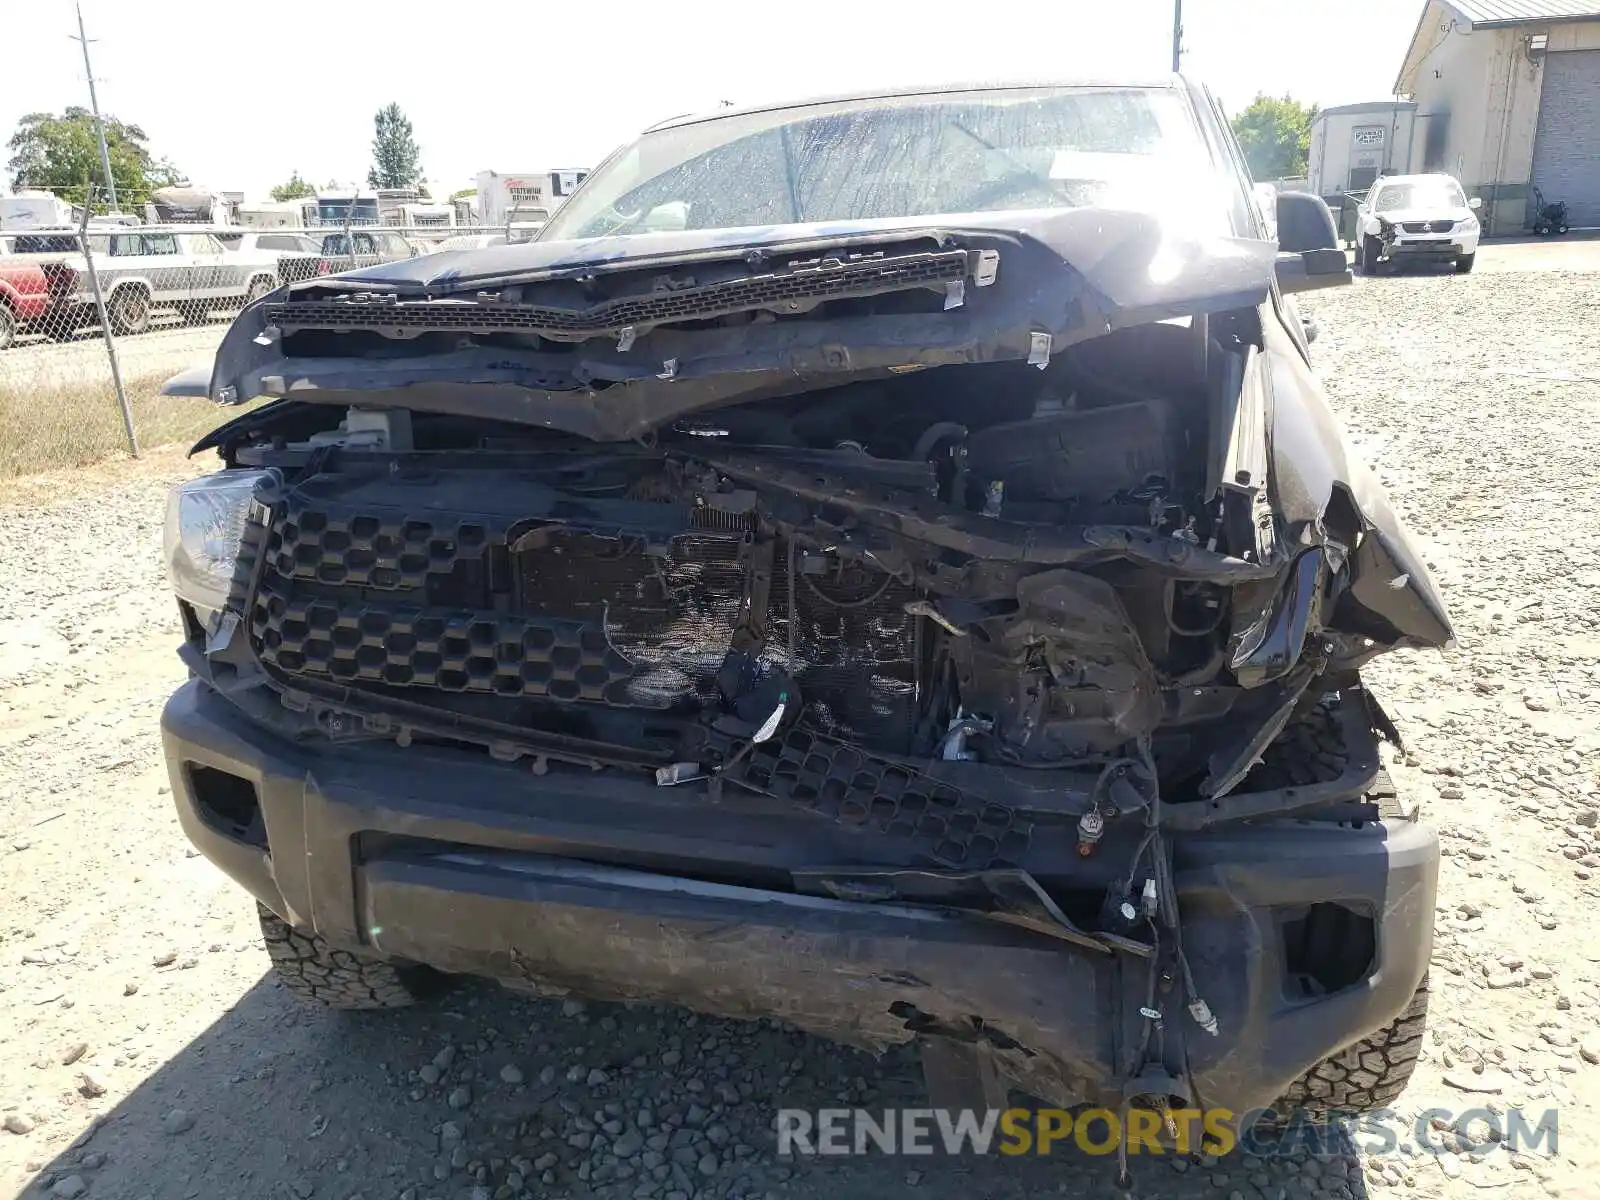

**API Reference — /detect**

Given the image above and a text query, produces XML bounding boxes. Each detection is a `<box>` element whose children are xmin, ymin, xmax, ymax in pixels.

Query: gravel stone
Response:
<box><xmin>161</xmin><ymin>1109</ymin><xmax>194</xmax><ymax>1136</ymax></box>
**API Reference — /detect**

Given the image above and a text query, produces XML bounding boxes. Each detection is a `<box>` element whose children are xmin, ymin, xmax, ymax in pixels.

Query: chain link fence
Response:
<box><xmin>0</xmin><ymin>216</ymin><xmax>514</xmax><ymax>480</ymax></box>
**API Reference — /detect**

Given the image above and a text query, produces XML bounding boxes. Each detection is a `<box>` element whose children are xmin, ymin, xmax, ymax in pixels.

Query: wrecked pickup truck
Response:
<box><xmin>159</xmin><ymin>77</ymin><xmax>1448</xmax><ymax>1133</ymax></box>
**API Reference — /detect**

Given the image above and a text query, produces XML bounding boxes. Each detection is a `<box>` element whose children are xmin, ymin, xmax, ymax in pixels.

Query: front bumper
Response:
<box><xmin>1385</xmin><ymin>231</ymin><xmax>1478</xmax><ymax>259</ymax></box>
<box><xmin>163</xmin><ymin>679</ymin><xmax>1437</xmax><ymax>1117</ymax></box>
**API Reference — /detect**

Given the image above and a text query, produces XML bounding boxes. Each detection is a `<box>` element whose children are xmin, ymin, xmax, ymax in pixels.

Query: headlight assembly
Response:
<box><xmin>163</xmin><ymin>470</ymin><xmax>270</xmax><ymax>619</ymax></box>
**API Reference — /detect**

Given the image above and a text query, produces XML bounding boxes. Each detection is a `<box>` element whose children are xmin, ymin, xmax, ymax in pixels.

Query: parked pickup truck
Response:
<box><xmin>49</xmin><ymin>229</ymin><xmax>281</xmax><ymax>336</ymax></box>
<box><xmin>0</xmin><ymin>238</ymin><xmax>77</xmax><ymax>348</ymax></box>
<box><xmin>159</xmin><ymin>78</ymin><xmax>1443</xmax><ymax>1131</ymax></box>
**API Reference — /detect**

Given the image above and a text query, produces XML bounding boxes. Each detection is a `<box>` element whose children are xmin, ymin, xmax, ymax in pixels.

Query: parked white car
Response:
<box><xmin>1354</xmin><ymin>173</ymin><xmax>1482</xmax><ymax>275</ymax></box>
<box><xmin>216</xmin><ymin>230</ymin><xmax>323</xmax><ymax>285</ymax></box>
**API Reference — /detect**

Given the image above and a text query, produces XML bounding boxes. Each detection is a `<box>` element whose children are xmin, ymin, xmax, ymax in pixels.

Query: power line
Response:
<box><xmin>69</xmin><ymin>2</ymin><xmax>119</xmax><ymax>212</ymax></box>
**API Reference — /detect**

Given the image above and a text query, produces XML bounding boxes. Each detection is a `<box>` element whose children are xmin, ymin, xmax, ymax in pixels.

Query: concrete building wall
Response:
<box><xmin>1405</xmin><ymin>14</ymin><xmax>1600</xmax><ymax>233</ymax></box>
<box><xmin>1408</xmin><ymin>24</ymin><xmax>1528</xmax><ymax>232</ymax></box>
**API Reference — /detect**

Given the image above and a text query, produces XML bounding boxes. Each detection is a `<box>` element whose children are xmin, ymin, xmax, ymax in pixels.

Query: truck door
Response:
<box><xmin>185</xmin><ymin>233</ymin><xmax>231</xmax><ymax>300</ymax></box>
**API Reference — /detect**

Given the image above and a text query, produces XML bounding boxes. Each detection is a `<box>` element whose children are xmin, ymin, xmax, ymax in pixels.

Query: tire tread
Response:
<box><xmin>258</xmin><ymin>903</ymin><xmax>418</xmax><ymax>1010</ymax></box>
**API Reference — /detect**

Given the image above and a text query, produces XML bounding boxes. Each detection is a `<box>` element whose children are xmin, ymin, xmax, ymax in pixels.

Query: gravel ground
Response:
<box><xmin>3</xmin><ymin>252</ymin><xmax>1600</xmax><ymax>1200</ymax></box>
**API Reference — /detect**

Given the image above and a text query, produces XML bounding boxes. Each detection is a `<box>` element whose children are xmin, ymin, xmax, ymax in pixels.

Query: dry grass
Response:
<box><xmin>0</xmin><ymin>370</ymin><xmax>255</xmax><ymax>482</ymax></box>
<box><xmin>0</xmin><ymin>442</ymin><xmax>213</xmax><ymax>509</ymax></box>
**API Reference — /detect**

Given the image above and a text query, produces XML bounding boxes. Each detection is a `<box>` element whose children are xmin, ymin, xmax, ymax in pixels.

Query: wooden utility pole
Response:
<box><xmin>1171</xmin><ymin>0</ymin><xmax>1183</xmax><ymax>73</ymax></box>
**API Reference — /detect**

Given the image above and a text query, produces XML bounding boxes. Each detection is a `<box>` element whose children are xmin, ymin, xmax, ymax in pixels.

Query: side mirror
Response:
<box><xmin>1273</xmin><ymin>191</ymin><xmax>1353</xmax><ymax>294</ymax></box>
<box><xmin>1469</xmin><ymin>196</ymin><xmax>1483</xmax><ymax>210</ymax></box>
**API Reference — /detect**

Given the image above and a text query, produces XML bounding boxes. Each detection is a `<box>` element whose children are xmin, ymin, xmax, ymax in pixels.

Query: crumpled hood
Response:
<box><xmin>180</xmin><ymin>207</ymin><xmax>1281</xmax><ymax>442</ymax></box>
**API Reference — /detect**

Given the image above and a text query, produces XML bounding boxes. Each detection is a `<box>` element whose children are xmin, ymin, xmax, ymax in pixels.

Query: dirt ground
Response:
<box><xmin>3</xmin><ymin>247</ymin><xmax>1599</xmax><ymax>1200</ymax></box>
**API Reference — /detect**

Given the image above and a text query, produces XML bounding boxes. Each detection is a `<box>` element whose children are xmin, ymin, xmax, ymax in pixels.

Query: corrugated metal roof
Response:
<box><xmin>1446</xmin><ymin>0</ymin><xmax>1600</xmax><ymax>26</ymax></box>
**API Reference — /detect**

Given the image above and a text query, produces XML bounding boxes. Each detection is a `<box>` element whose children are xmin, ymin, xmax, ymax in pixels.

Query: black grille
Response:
<box><xmin>265</xmin><ymin>248</ymin><xmax>971</xmax><ymax>340</ymax></box>
<box><xmin>1400</xmin><ymin>220</ymin><xmax>1454</xmax><ymax>233</ymax></box>
<box><xmin>252</xmin><ymin>576</ymin><xmax>646</xmax><ymax>704</ymax></box>
<box><xmin>269</xmin><ymin>499</ymin><xmax>496</xmax><ymax>589</ymax></box>
<box><xmin>717</xmin><ymin>726</ymin><xmax>1032</xmax><ymax>869</ymax></box>
<box><xmin>512</xmin><ymin>528</ymin><xmax>747</xmax><ymax>707</ymax></box>
<box><xmin>250</xmin><ymin>495</ymin><xmax>922</xmax><ymax>750</ymax></box>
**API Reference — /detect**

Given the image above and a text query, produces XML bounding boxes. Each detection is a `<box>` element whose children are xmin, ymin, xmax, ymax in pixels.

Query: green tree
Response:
<box><xmin>367</xmin><ymin>103</ymin><xmax>423</xmax><ymax>189</ymax></box>
<box><xmin>1230</xmin><ymin>94</ymin><xmax>1319</xmax><ymax>181</ymax></box>
<box><xmin>270</xmin><ymin>170</ymin><xmax>315</xmax><ymax>202</ymax></box>
<box><xmin>5</xmin><ymin>107</ymin><xmax>181</xmax><ymax>210</ymax></box>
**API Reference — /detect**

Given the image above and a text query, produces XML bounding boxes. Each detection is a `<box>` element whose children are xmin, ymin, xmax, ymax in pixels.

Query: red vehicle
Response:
<box><xmin>0</xmin><ymin>237</ymin><xmax>78</xmax><ymax>348</ymax></box>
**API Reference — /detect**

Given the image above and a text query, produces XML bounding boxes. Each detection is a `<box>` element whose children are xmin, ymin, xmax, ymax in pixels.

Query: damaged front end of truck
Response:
<box><xmin>161</xmin><ymin>207</ymin><xmax>1448</xmax><ymax>1122</ymax></box>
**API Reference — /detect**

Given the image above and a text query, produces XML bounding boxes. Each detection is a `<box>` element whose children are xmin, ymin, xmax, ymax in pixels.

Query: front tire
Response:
<box><xmin>1456</xmin><ymin>252</ymin><xmax>1476</xmax><ymax>274</ymax></box>
<box><xmin>0</xmin><ymin>303</ymin><xmax>15</xmax><ymax>351</ymax></box>
<box><xmin>107</xmin><ymin>287</ymin><xmax>151</xmax><ymax>336</ymax></box>
<box><xmin>1359</xmin><ymin>235</ymin><xmax>1382</xmax><ymax>276</ymax></box>
<box><xmin>258</xmin><ymin>902</ymin><xmax>432</xmax><ymax>1009</ymax></box>
<box><xmin>1271</xmin><ymin>975</ymin><xmax>1430</xmax><ymax>1119</ymax></box>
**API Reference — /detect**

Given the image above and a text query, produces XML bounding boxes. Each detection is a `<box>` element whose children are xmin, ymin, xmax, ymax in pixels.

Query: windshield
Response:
<box><xmin>541</xmin><ymin>85</ymin><xmax>1229</xmax><ymax>240</ymax></box>
<box><xmin>1374</xmin><ymin>179</ymin><xmax>1466</xmax><ymax>212</ymax></box>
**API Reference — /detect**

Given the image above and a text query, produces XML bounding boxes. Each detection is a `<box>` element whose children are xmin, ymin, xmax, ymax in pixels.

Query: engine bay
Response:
<box><xmin>212</xmin><ymin>313</ymin><xmax>1296</xmax><ymax>798</ymax></box>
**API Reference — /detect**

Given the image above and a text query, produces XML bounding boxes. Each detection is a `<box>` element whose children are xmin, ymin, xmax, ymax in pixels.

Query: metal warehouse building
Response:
<box><xmin>1394</xmin><ymin>1</ymin><xmax>1600</xmax><ymax>232</ymax></box>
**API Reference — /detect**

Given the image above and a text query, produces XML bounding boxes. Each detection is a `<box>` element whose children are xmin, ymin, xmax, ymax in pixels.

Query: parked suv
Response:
<box><xmin>160</xmin><ymin>78</ymin><xmax>1446</xmax><ymax>1128</ymax></box>
<box><xmin>216</xmin><ymin>231</ymin><xmax>323</xmax><ymax>286</ymax></box>
<box><xmin>1354</xmin><ymin>172</ymin><xmax>1483</xmax><ymax>275</ymax></box>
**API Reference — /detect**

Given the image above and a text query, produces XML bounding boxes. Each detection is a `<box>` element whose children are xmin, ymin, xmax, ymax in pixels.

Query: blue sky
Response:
<box><xmin>2</xmin><ymin>0</ymin><xmax>1421</xmax><ymax>200</ymax></box>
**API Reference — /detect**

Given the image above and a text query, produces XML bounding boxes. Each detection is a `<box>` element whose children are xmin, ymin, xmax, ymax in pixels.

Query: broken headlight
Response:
<box><xmin>163</xmin><ymin>470</ymin><xmax>269</xmax><ymax>618</ymax></box>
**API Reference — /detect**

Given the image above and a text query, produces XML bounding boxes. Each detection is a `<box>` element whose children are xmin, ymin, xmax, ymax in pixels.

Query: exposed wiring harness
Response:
<box><xmin>1108</xmin><ymin>738</ymin><xmax>1220</xmax><ymax>1182</ymax></box>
